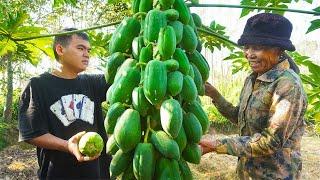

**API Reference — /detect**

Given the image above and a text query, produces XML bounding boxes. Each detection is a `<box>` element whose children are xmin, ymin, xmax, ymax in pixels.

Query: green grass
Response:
<box><xmin>0</xmin><ymin>119</ymin><xmax>19</xmax><ymax>151</ymax></box>
<box><xmin>0</xmin><ymin>120</ymin><xmax>10</xmax><ymax>151</ymax></box>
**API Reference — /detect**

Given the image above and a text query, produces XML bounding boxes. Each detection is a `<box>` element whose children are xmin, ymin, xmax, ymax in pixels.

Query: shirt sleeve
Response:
<box><xmin>214</xmin><ymin>78</ymin><xmax>307</xmax><ymax>158</ymax></box>
<box><xmin>212</xmin><ymin>95</ymin><xmax>239</xmax><ymax>124</ymax></box>
<box><xmin>91</xmin><ymin>74</ymin><xmax>110</xmax><ymax>102</ymax></box>
<box><xmin>18</xmin><ymin>80</ymin><xmax>49</xmax><ymax>142</ymax></box>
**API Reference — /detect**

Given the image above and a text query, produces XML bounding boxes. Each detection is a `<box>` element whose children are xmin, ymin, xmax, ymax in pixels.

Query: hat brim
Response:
<box><xmin>237</xmin><ymin>36</ymin><xmax>295</xmax><ymax>51</ymax></box>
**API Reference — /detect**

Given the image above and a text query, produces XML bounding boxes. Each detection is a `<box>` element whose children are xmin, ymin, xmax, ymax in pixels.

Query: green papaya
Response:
<box><xmin>109</xmin><ymin>17</ymin><xmax>141</xmax><ymax>53</ymax></box>
<box><xmin>167</xmin><ymin>71</ymin><xmax>183</xmax><ymax>96</ymax></box>
<box><xmin>182</xmin><ymin>143</ymin><xmax>201</xmax><ymax>164</ymax></box>
<box><xmin>173</xmin><ymin>48</ymin><xmax>190</xmax><ymax>75</ymax></box>
<box><xmin>106</xmin><ymin>134</ymin><xmax>119</xmax><ymax>155</ymax></box>
<box><xmin>104</xmin><ymin>102</ymin><xmax>126</xmax><ymax>134</ymax></box>
<box><xmin>181</xmin><ymin>75</ymin><xmax>198</xmax><ymax>103</ymax></box>
<box><xmin>133</xmin><ymin>143</ymin><xmax>155</xmax><ymax>180</ymax></box>
<box><xmin>143</xmin><ymin>60</ymin><xmax>167</xmax><ymax>105</ymax></box>
<box><xmin>104</xmin><ymin>52</ymin><xmax>126</xmax><ymax>84</ymax></box>
<box><xmin>150</xmin><ymin>131</ymin><xmax>180</xmax><ymax>160</ymax></box>
<box><xmin>160</xmin><ymin>99</ymin><xmax>183</xmax><ymax>138</ymax></box>
<box><xmin>183</xmin><ymin>112</ymin><xmax>203</xmax><ymax>143</ymax></box>
<box><xmin>110</xmin><ymin>149</ymin><xmax>133</xmax><ymax>179</ymax></box>
<box><xmin>158</xmin><ymin>26</ymin><xmax>176</xmax><ymax>59</ymax></box>
<box><xmin>114</xmin><ymin>109</ymin><xmax>141</xmax><ymax>152</ymax></box>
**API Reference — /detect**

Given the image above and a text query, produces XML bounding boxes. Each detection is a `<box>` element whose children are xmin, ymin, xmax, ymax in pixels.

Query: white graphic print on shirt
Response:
<box><xmin>50</xmin><ymin>94</ymin><xmax>94</xmax><ymax>126</ymax></box>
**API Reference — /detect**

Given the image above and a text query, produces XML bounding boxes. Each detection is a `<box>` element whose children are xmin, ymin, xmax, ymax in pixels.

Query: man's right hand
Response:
<box><xmin>67</xmin><ymin>131</ymin><xmax>100</xmax><ymax>162</ymax></box>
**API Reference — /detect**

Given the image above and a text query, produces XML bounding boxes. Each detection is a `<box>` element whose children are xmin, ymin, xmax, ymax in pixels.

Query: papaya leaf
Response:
<box><xmin>0</xmin><ymin>39</ymin><xmax>17</xmax><ymax>56</ymax></box>
<box><xmin>223</xmin><ymin>51</ymin><xmax>250</xmax><ymax>74</ymax></box>
<box><xmin>53</xmin><ymin>0</ymin><xmax>78</xmax><ymax>8</ymax></box>
<box><xmin>7</xmin><ymin>11</ymin><xmax>29</xmax><ymax>32</ymax></box>
<box><xmin>305</xmin><ymin>0</ymin><xmax>313</xmax><ymax>4</ymax></box>
<box><xmin>307</xmin><ymin>19</ymin><xmax>320</xmax><ymax>33</ymax></box>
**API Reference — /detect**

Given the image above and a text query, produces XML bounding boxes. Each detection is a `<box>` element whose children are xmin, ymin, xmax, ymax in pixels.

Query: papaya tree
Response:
<box><xmin>0</xmin><ymin>2</ymin><xmax>53</xmax><ymax>122</ymax></box>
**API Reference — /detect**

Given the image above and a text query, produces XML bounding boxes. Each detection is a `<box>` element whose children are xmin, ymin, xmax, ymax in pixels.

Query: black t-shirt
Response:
<box><xmin>18</xmin><ymin>72</ymin><xmax>111</xmax><ymax>179</ymax></box>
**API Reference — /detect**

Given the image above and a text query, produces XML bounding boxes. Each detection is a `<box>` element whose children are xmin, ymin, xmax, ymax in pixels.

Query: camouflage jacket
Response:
<box><xmin>212</xmin><ymin>59</ymin><xmax>307</xmax><ymax>179</ymax></box>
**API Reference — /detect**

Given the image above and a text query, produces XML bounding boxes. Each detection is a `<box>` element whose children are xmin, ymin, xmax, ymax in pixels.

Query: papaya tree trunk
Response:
<box><xmin>3</xmin><ymin>53</ymin><xmax>13</xmax><ymax>122</ymax></box>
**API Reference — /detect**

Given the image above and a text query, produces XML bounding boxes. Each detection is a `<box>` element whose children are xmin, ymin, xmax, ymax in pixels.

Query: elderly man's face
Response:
<box><xmin>243</xmin><ymin>45</ymin><xmax>282</xmax><ymax>75</ymax></box>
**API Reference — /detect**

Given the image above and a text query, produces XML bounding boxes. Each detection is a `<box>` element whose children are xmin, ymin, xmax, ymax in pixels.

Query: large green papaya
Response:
<box><xmin>104</xmin><ymin>102</ymin><xmax>126</xmax><ymax>134</ymax></box>
<box><xmin>158</xmin><ymin>26</ymin><xmax>176</xmax><ymax>59</ymax></box>
<box><xmin>187</xmin><ymin>50</ymin><xmax>210</xmax><ymax>82</ymax></box>
<box><xmin>114</xmin><ymin>109</ymin><xmax>141</xmax><ymax>152</ymax></box>
<box><xmin>139</xmin><ymin>44</ymin><xmax>153</xmax><ymax>64</ymax></box>
<box><xmin>173</xmin><ymin>0</ymin><xmax>190</xmax><ymax>24</ymax></box>
<box><xmin>143</xmin><ymin>9</ymin><xmax>167</xmax><ymax>43</ymax></box>
<box><xmin>183</xmin><ymin>112</ymin><xmax>203</xmax><ymax>143</ymax></box>
<box><xmin>184</xmin><ymin>101</ymin><xmax>210</xmax><ymax>133</ymax></box>
<box><xmin>181</xmin><ymin>75</ymin><xmax>198</xmax><ymax>103</ymax></box>
<box><xmin>132</xmin><ymin>86</ymin><xmax>152</xmax><ymax>117</ymax></box>
<box><xmin>109</xmin><ymin>65</ymin><xmax>140</xmax><ymax>104</ymax></box>
<box><xmin>169</xmin><ymin>21</ymin><xmax>183</xmax><ymax>44</ymax></box>
<box><xmin>174</xmin><ymin>125</ymin><xmax>187</xmax><ymax>153</ymax></box>
<box><xmin>167</xmin><ymin>71</ymin><xmax>183</xmax><ymax>96</ymax></box>
<box><xmin>132</xmin><ymin>36</ymin><xmax>145</xmax><ymax>59</ymax></box>
<box><xmin>109</xmin><ymin>149</ymin><xmax>133</xmax><ymax>179</ymax></box>
<box><xmin>114</xmin><ymin>59</ymin><xmax>137</xmax><ymax>82</ymax></box>
<box><xmin>155</xmin><ymin>157</ymin><xmax>181</xmax><ymax>180</ymax></box>
<box><xmin>139</xmin><ymin>0</ymin><xmax>153</xmax><ymax>12</ymax></box>
<box><xmin>182</xmin><ymin>143</ymin><xmax>201</xmax><ymax>164</ymax></box>
<box><xmin>173</xmin><ymin>48</ymin><xmax>190</xmax><ymax>75</ymax></box>
<box><xmin>191</xmin><ymin>63</ymin><xmax>203</xmax><ymax>95</ymax></box>
<box><xmin>164</xmin><ymin>9</ymin><xmax>179</xmax><ymax>20</ymax></box>
<box><xmin>163</xmin><ymin>59</ymin><xmax>179</xmax><ymax>72</ymax></box>
<box><xmin>133</xmin><ymin>143</ymin><xmax>155</xmax><ymax>180</ymax></box>
<box><xmin>104</xmin><ymin>52</ymin><xmax>126</xmax><ymax>84</ymax></box>
<box><xmin>143</xmin><ymin>60</ymin><xmax>167</xmax><ymax>105</ymax></box>
<box><xmin>106</xmin><ymin>134</ymin><xmax>119</xmax><ymax>155</ymax></box>
<box><xmin>150</xmin><ymin>131</ymin><xmax>180</xmax><ymax>160</ymax></box>
<box><xmin>180</xmin><ymin>25</ymin><xmax>198</xmax><ymax>53</ymax></box>
<box><xmin>191</xmin><ymin>13</ymin><xmax>202</xmax><ymax>27</ymax></box>
<box><xmin>160</xmin><ymin>99</ymin><xmax>183</xmax><ymax>138</ymax></box>
<box><xmin>109</xmin><ymin>17</ymin><xmax>141</xmax><ymax>53</ymax></box>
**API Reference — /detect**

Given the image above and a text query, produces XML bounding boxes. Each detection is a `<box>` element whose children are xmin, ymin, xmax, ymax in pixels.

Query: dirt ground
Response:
<box><xmin>0</xmin><ymin>136</ymin><xmax>319</xmax><ymax>180</ymax></box>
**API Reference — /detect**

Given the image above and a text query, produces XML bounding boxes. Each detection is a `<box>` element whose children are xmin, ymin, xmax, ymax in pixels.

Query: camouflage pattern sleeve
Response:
<box><xmin>214</xmin><ymin>77</ymin><xmax>307</xmax><ymax>158</ymax></box>
<box><xmin>212</xmin><ymin>94</ymin><xmax>239</xmax><ymax>124</ymax></box>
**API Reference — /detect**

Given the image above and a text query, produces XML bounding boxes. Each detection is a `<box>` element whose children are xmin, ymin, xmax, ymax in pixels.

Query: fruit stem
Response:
<box><xmin>144</xmin><ymin>116</ymin><xmax>151</xmax><ymax>143</ymax></box>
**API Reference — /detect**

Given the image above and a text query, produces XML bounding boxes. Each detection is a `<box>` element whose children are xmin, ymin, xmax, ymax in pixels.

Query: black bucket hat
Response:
<box><xmin>237</xmin><ymin>13</ymin><xmax>295</xmax><ymax>51</ymax></box>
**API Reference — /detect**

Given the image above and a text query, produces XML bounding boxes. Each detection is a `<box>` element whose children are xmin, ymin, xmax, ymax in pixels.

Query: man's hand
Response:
<box><xmin>199</xmin><ymin>136</ymin><xmax>222</xmax><ymax>155</ymax></box>
<box><xmin>67</xmin><ymin>131</ymin><xmax>100</xmax><ymax>162</ymax></box>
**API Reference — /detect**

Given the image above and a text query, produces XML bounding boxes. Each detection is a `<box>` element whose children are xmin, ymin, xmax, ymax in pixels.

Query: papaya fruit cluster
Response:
<box><xmin>104</xmin><ymin>0</ymin><xmax>210</xmax><ymax>179</ymax></box>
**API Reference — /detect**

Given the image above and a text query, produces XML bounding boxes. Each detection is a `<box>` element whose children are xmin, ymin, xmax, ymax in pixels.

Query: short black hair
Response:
<box><xmin>53</xmin><ymin>28</ymin><xmax>89</xmax><ymax>61</ymax></box>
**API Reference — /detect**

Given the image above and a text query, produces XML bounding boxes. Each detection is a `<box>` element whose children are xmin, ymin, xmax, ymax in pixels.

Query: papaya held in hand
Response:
<box><xmin>78</xmin><ymin>132</ymin><xmax>104</xmax><ymax>157</ymax></box>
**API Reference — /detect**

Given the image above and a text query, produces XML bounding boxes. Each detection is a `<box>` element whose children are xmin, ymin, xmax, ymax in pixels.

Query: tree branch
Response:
<box><xmin>187</xmin><ymin>4</ymin><xmax>320</xmax><ymax>16</ymax></box>
<box><xmin>11</xmin><ymin>21</ymin><xmax>121</xmax><ymax>41</ymax></box>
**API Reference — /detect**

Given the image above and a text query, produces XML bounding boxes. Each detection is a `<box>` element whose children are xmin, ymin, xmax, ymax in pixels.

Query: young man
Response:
<box><xmin>18</xmin><ymin>28</ymin><xmax>111</xmax><ymax>179</ymax></box>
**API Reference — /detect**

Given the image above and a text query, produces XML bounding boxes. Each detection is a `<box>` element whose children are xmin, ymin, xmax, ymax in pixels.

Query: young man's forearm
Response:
<box><xmin>27</xmin><ymin>133</ymin><xmax>69</xmax><ymax>153</ymax></box>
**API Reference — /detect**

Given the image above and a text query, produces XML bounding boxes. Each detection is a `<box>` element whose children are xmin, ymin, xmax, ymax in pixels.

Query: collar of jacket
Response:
<box><xmin>250</xmin><ymin>59</ymin><xmax>290</xmax><ymax>83</ymax></box>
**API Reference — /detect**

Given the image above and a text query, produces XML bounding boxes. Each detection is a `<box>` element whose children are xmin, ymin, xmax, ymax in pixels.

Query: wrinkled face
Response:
<box><xmin>243</xmin><ymin>45</ymin><xmax>281</xmax><ymax>75</ymax></box>
<box><xmin>56</xmin><ymin>35</ymin><xmax>91</xmax><ymax>73</ymax></box>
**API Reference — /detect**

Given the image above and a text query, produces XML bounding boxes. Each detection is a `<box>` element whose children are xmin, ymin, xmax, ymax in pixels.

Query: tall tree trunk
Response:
<box><xmin>3</xmin><ymin>53</ymin><xmax>13</xmax><ymax>122</ymax></box>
